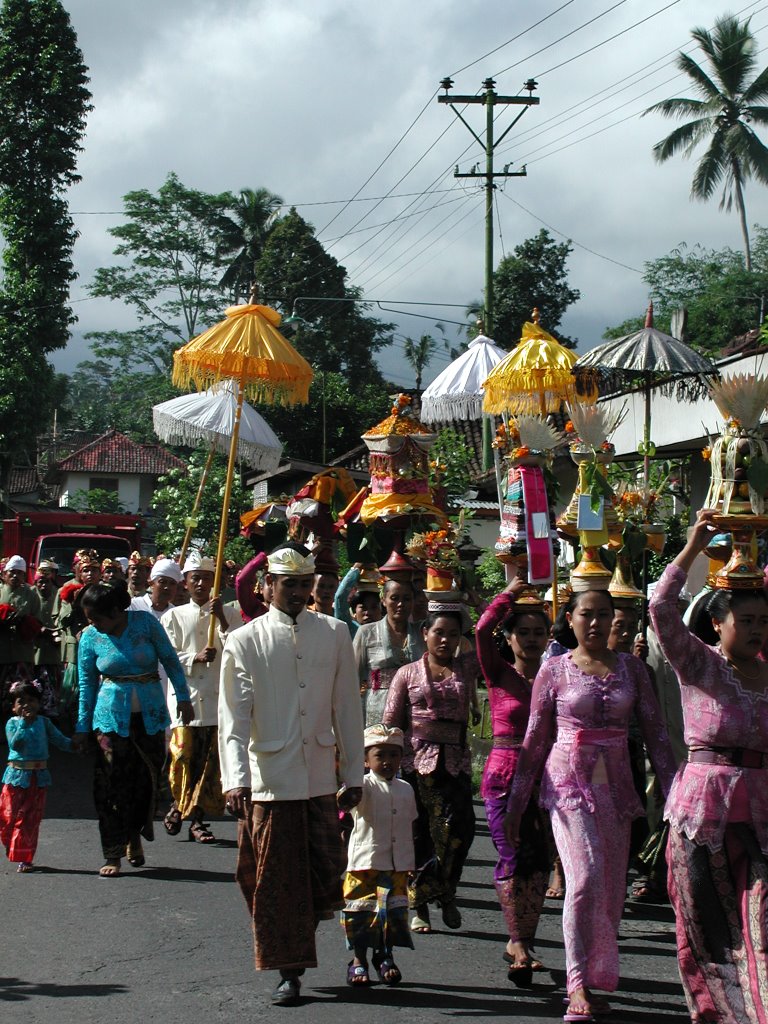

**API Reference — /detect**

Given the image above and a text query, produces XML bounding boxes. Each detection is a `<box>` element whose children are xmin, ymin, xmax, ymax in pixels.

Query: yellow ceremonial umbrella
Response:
<box><xmin>173</xmin><ymin>300</ymin><xmax>313</xmax><ymax>644</ymax></box>
<box><xmin>482</xmin><ymin>309</ymin><xmax>597</xmax><ymax>415</ymax></box>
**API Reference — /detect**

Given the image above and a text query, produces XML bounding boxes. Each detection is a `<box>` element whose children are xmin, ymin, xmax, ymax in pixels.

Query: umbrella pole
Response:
<box><xmin>179</xmin><ymin>446</ymin><xmax>216</xmax><ymax>566</ymax></box>
<box><xmin>641</xmin><ymin>382</ymin><xmax>652</xmax><ymax>638</ymax></box>
<box><xmin>208</xmin><ymin>377</ymin><xmax>245</xmax><ymax>647</ymax></box>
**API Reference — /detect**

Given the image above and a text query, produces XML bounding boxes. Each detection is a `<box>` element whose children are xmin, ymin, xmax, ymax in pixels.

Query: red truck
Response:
<box><xmin>1</xmin><ymin>510</ymin><xmax>144</xmax><ymax>582</ymax></box>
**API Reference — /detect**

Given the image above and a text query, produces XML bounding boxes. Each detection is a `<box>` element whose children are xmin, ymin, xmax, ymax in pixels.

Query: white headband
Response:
<box><xmin>4</xmin><ymin>555</ymin><xmax>26</xmax><ymax>572</ymax></box>
<box><xmin>150</xmin><ymin>558</ymin><xmax>183</xmax><ymax>583</ymax></box>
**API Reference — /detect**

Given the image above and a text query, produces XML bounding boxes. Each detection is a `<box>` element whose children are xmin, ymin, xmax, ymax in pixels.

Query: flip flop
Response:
<box><xmin>546</xmin><ymin>886</ymin><xmax>565</xmax><ymax>898</ymax></box>
<box><xmin>411</xmin><ymin>906</ymin><xmax>432</xmax><ymax>933</ymax></box>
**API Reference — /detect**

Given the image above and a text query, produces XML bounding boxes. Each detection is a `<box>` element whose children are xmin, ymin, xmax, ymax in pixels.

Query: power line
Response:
<box><xmin>450</xmin><ymin>0</ymin><xmax>578</xmax><ymax>77</ymax></box>
<box><xmin>497</xmin><ymin>190</ymin><xmax>643</xmax><ymax>274</ymax></box>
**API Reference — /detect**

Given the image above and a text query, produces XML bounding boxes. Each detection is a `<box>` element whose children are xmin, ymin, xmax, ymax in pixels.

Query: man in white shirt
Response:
<box><xmin>130</xmin><ymin>558</ymin><xmax>181</xmax><ymax>620</ymax></box>
<box><xmin>161</xmin><ymin>553</ymin><xmax>240</xmax><ymax>844</ymax></box>
<box><xmin>219</xmin><ymin>543</ymin><xmax>364</xmax><ymax>1007</ymax></box>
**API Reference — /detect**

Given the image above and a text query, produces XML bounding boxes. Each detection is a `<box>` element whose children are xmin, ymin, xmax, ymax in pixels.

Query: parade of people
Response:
<box><xmin>5</xmin><ymin>3</ymin><xmax>768</xmax><ymax>1021</ymax></box>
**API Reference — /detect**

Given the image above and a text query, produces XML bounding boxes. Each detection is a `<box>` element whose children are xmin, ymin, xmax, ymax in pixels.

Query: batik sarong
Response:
<box><xmin>667</xmin><ymin>824</ymin><xmax>768</xmax><ymax>1024</ymax></box>
<box><xmin>485</xmin><ymin>791</ymin><xmax>551</xmax><ymax>942</ymax></box>
<box><xmin>168</xmin><ymin>725</ymin><xmax>225</xmax><ymax>818</ymax></box>
<box><xmin>551</xmin><ymin>782</ymin><xmax>631</xmax><ymax>993</ymax></box>
<box><xmin>235</xmin><ymin>794</ymin><xmax>346</xmax><ymax>971</ymax></box>
<box><xmin>0</xmin><ymin>776</ymin><xmax>46</xmax><ymax>862</ymax></box>
<box><xmin>341</xmin><ymin>869</ymin><xmax>414</xmax><ymax>953</ymax></box>
<box><xmin>93</xmin><ymin>712</ymin><xmax>166</xmax><ymax>859</ymax></box>
<box><xmin>405</xmin><ymin>762</ymin><xmax>475</xmax><ymax>908</ymax></box>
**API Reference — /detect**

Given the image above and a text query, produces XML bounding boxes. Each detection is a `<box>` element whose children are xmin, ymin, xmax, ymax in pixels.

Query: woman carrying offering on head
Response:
<box><xmin>476</xmin><ymin>576</ymin><xmax>552</xmax><ymax>986</ymax></box>
<box><xmin>383</xmin><ymin>604</ymin><xmax>477</xmax><ymax>935</ymax></box>
<box><xmin>354</xmin><ymin>578</ymin><xmax>425</xmax><ymax>727</ymax></box>
<box><xmin>505</xmin><ymin>586</ymin><xmax>676</xmax><ymax>1022</ymax></box>
<box><xmin>649</xmin><ymin>508</ymin><xmax>768</xmax><ymax>1024</ymax></box>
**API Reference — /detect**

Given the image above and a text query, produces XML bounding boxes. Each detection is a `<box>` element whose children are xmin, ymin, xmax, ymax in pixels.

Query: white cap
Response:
<box><xmin>182</xmin><ymin>553</ymin><xmax>216</xmax><ymax>575</ymax></box>
<box><xmin>4</xmin><ymin>555</ymin><xmax>26</xmax><ymax>572</ymax></box>
<box><xmin>150</xmin><ymin>558</ymin><xmax>183</xmax><ymax>583</ymax></box>
<box><xmin>116</xmin><ymin>557</ymin><xmax>129</xmax><ymax>572</ymax></box>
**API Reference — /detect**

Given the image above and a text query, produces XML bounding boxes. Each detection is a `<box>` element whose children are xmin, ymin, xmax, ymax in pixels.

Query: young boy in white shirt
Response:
<box><xmin>341</xmin><ymin>724</ymin><xmax>418</xmax><ymax>987</ymax></box>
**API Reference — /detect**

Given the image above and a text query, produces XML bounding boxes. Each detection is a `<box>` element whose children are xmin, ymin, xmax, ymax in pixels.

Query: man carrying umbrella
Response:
<box><xmin>219</xmin><ymin>542</ymin><xmax>364</xmax><ymax>1006</ymax></box>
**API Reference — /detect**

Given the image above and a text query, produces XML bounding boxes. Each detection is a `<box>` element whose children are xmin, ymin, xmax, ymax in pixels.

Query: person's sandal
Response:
<box><xmin>372</xmin><ymin>953</ymin><xmax>402</xmax><ymax>985</ymax></box>
<box><xmin>346</xmin><ymin>961</ymin><xmax>370</xmax><ymax>986</ymax></box>
<box><xmin>163</xmin><ymin>806</ymin><xmax>182</xmax><ymax>836</ymax></box>
<box><xmin>99</xmin><ymin>860</ymin><xmax>121</xmax><ymax>878</ymax></box>
<box><xmin>271</xmin><ymin>976</ymin><xmax>301</xmax><ymax>1006</ymax></box>
<box><xmin>189</xmin><ymin>821</ymin><xmax>216</xmax><ymax>844</ymax></box>
<box><xmin>410</xmin><ymin>905</ymin><xmax>432</xmax><ymax>933</ymax></box>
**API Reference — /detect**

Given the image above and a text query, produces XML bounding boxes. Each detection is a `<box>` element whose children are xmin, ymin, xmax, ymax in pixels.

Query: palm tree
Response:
<box><xmin>644</xmin><ymin>14</ymin><xmax>768</xmax><ymax>271</ymax></box>
<box><xmin>402</xmin><ymin>334</ymin><xmax>439</xmax><ymax>396</ymax></box>
<box><xmin>219</xmin><ymin>187</ymin><xmax>283</xmax><ymax>300</ymax></box>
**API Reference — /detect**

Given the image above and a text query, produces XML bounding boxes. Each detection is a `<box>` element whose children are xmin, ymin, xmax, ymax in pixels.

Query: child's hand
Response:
<box><xmin>72</xmin><ymin>734</ymin><xmax>89</xmax><ymax>754</ymax></box>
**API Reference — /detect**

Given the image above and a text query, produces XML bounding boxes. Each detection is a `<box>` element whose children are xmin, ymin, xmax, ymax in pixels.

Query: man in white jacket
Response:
<box><xmin>219</xmin><ymin>543</ymin><xmax>364</xmax><ymax>1007</ymax></box>
<box><xmin>161</xmin><ymin>554</ymin><xmax>240</xmax><ymax>844</ymax></box>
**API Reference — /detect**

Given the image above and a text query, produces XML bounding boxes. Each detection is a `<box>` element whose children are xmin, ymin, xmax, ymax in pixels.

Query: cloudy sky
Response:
<box><xmin>58</xmin><ymin>0</ymin><xmax>768</xmax><ymax>390</ymax></box>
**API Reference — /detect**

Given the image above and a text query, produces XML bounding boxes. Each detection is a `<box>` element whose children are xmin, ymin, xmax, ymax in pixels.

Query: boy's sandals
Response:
<box><xmin>346</xmin><ymin>961</ymin><xmax>370</xmax><ymax>986</ymax></box>
<box><xmin>410</xmin><ymin>905</ymin><xmax>432</xmax><ymax>933</ymax></box>
<box><xmin>441</xmin><ymin>900</ymin><xmax>462</xmax><ymax>929</ymax></box>
<box><xmin>99</xmin><ymin>859</ymin><xmax>121</xmax><ymax>878</ymax></box>
<box><xmin>163</xmin><ymin>806</ymin><xmax>182</xmax><ymax>836</ymax></box>
<box><xmin>189</xmin><ymin>821</ymin><xmax>216</xmax><ymax>844</ymax></box>
<box><xmin>372</xmin><ymin>952</ymin><xmax>402</xmax><ymax>985</ymax></box>
<box><xmin>17</xmin><ymin>861</ymin><xmax>33</xmax><ymax>873</ymax></box>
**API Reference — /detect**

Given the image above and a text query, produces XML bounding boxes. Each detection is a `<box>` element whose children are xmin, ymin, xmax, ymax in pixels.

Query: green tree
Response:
<box><xmin>252</xmin><ymin>371</ymin><xmax>390</xmax><ymax>464</ymax></box>
<box><xmin>219</xmin><ymin>187</ymin><xmax>283</xmax><ymax>302</ymax></box>
<box><xmin>88</xmin><ymin>172</ymin><xmax>241</xmax><ymax>372</ymax></box>
<box><xmin>644</xmin><ymin>14</ymin><xmax>768</xmax><ymax>271</ymax></box>
<box><xmin>0</xmin><ymin>0</ymin><xmax>91</xmax><ymax>482</ymax></box>
<box><xmin>603</xmin><ymin>234</ymin><xmax>768</xmax><ymax>352</ymax></box>
<box><xmin>430</xmin><ymin>427</ymin><xmax>472</xmax><ymax>498</ymax></box>
<box><xmin>152</xmin><ymin>447</ymin><xmax>250</xmax><ymax>555</ymax></box>
<box><xmin>69</xmin><ymin>487</ymin><xmax>126</xmax><ymax>514</ymax></box>
<box><xmin>470</xmin><ymin>230</ymin><xmax>580</xmax><ymax>349</ymax></box>
<box><xmin>63</xmin><ymin>360</ymin><xmax>180</xmax><ymax>441</ymax></box>
<box><xmin>255</xmin><ymin>208</ymin><xmax>392</xmax><ymax>382</ymax></box>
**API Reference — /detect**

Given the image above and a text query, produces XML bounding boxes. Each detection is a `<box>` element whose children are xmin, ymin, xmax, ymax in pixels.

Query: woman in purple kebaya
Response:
<box><xmin>475</xmin><ymin>578</ymin><xmax>552</xmax><ymax>987</ymax></box>
<box><xmin>650</xmin><ymin>508</ymin><xmax>768</xmax><ymax>1024</ymax></box>
<box><xmin>505</xmin><ymin>587</ymin><xmax>676</xmax><ymax>1021</ymax></box>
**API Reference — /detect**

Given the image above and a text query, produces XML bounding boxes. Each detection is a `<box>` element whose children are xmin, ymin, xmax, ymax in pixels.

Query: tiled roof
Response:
<box><xmin>9</xmin><ymin>467</ymin><xmax>38</xmax><ymax>495</ymax></box>
<box><xmin>53</xmin><ymin>430</ymin><xmax>185</xmax><ymax>476</ymax></box>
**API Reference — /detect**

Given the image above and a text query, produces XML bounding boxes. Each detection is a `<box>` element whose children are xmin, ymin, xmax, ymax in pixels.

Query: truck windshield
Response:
<box><xmin>38</xmin><ymin>537</ymin><xmax>132</xmax><ymax>581</ymax></box>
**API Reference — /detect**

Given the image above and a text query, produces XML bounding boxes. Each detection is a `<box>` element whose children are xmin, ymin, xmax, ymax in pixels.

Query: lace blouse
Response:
<box><xmin>649</xmin><ymin>563</ymin><xmax>768</xmax><ymax>853</ymax></box>
<box><xmin>76</xmin><ymin>610</ymin><xmax>190</xmax><ymax>737</ymax></box>
<box><xmin>475</xmin><ymin>592</ymin><xmax>535</xmax><ymax>799</ymax></box>
<box><xmin>507</xmin><ymin>650</ymin><xmax>676</xmax><ymax>823</ymax></box>
<box><xmin>383</xmin><ymin>652</ymin><xmax>476</xmax><ymax>776</ymax></box>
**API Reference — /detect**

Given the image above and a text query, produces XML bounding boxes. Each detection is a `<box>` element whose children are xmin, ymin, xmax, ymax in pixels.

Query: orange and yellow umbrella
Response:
<box><xmin>482</xmin><ymin>310</ymin><xmax>596</xmax><ymax>416</ymax></box>
<box><xmin>173</xmin><ymin>301</ymin><xmax>313</xmax><ymax>643</ymax></box>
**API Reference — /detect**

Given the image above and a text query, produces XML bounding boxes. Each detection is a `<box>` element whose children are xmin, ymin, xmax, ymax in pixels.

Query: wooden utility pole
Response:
<box><xmin>438</xmin><ymin>77</ymin><xmax>539</xmax><ymax>336</ymax></box>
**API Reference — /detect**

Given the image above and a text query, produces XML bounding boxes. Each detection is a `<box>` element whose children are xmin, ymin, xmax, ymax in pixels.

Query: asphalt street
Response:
<box><xmin>0</xmin><ymin>747</ymin><xmax>689</xmax><ymax>1024</ymax></box>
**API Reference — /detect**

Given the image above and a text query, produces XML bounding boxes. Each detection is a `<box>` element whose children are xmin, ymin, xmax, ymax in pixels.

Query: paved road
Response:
<box><xmin>1</xmin><ymin>748</ymin><xmax>689</xmax><ymax>1024</ymax></box>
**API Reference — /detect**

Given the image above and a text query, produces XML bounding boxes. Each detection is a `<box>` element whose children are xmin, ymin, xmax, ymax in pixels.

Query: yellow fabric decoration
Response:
<box><xmin>172</xmin><ymin>303</ymin><xmax>314</xmax><ymax>407</ymax></box>
<box><xmin>358</xmin><ymin>491</ymin><xmax>446</xmax><ymax>526</ymax></box>
<box><xmin>482</xmin><ymin>320</ymin><xmax>597</xmax><ymax>415</ymax></box>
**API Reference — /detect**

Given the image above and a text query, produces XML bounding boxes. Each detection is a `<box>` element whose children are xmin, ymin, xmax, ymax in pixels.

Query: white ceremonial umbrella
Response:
<box><xmin>153</xmin><ymin>378</ymin><xmax>283</xmax><ymax>471</ymax></box>
<box><xmin>153</xmin><ymin>379</ymin><xmax>283</xmax><ymax>563</ymax></box>
<box><xmin>420</xmin><ymin>333</ymin><xmax>507</xmax><ymax>508</ymax></box>
<box><xmin>420</xmin><ymin>334</ymin><xmax>506</xmax><ymax>423</ymax></box>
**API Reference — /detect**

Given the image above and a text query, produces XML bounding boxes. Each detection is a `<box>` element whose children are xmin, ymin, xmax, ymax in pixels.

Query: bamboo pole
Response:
<box><xmin>178</xmin><ymin>446</ymin><xmax>216</xmax><ymax>566</ymax></box>
<box><xmin>207</xmin><ymin>377</ymin><xmax>245</xmax><ymax>647</ymax></box>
